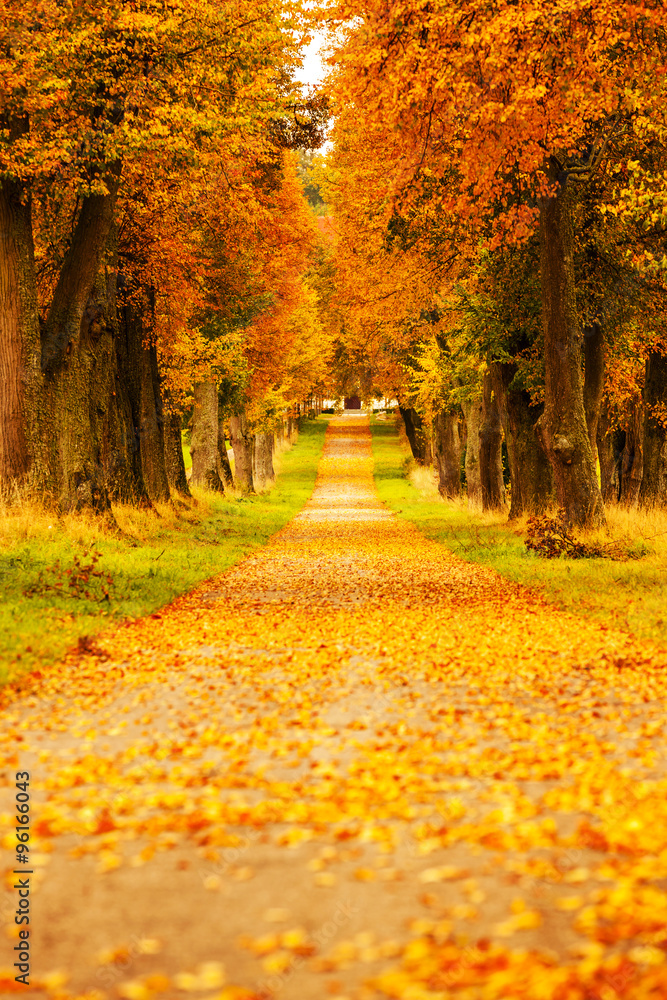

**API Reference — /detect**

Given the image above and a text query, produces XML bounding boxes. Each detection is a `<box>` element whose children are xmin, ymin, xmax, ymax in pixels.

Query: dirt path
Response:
<box><xmin>2</xmin><ymin>414</ymin><xmax>667</xmax><ymax>1000</ymax></box>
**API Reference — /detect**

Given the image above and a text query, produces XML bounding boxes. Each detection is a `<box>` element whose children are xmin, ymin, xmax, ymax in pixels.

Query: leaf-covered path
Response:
<box><xmin>3</xmin><ymin>415</ymin><xmax>667</xmax><ymax>999</ymax></box>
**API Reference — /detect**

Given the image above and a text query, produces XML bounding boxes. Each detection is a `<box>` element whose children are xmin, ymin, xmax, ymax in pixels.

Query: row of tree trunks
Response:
<box><xmin>188</xmin><ymin>399</ymin><xmax>299</xmax><ymax>496</ymax></box>
<box><xmin>0</xmin><ymin>164</ymin><xmax>181</xmax><ymax>512</ymax></box>
<box><xmin>1</xmin><ymin>156</ymin><xmax>308</xmax><ymax>511</ymax></box>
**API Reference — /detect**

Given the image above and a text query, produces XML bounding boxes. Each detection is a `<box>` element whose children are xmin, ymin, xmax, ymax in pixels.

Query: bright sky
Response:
<box><xmin>296</xmin><ymin>31</ymin><xmax>327</xmax><ymax>89</ymax></box>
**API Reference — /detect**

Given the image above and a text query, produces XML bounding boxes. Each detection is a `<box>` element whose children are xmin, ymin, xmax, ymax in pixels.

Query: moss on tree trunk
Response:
<box><xmin>537</xmin><ymin>170</ymin><xmax>605</xmax><ymax>527</ymax></box>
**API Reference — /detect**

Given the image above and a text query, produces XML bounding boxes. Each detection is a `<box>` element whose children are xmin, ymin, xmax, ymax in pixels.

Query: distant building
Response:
<box><xmin>344</xmin><ymin>396</ymin><xmax>361</xmax><ymax>410</ymax></box>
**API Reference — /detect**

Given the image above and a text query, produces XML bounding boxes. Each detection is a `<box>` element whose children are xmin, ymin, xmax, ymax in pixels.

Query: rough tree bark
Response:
<box><xmin>0</xmin><ymin>167</ymin><xmax>40</xmax><ymax>485</ymax></box>
<box><xmin>479</xmin><ymin>370</ymin><xmax>505</xmax><ymax>511</ymax></box>
<box><xmin>491</xmin><ymin>363</ymin><xmax>553</xmax><ymax>519</ymax></box>
<box><xmin>190</xmin><ymin>382</ymin><xmax>224</xmax><ymax>492</ymax></box>
<box><xmin>39</xmin><ymin>174</ymin><xmax>127</xmax><ymax>510</ymax></box>
<box><xmin>639</xmin><ymin>349</ymin><xmax>667</xmax><ymax>507</ymax></box>
<box><xmin>42</xmin><ymin>167</ymin><xmax>122</xmax><ymax>377</ymax></box>
<box><xmin>164</xmin><ymin>412</ymin><xmax>191</xmax><ymax>497</ymax></box>
<box><xmin>432</xmin><ymin>410</ymin><xmax>461</xmax><ymax>498</ymax></box>
<box><xmin>253</xmin><ymin>432</ymin><xmax>275</xmax><ymax>491</ymax></box>
<box><xmin>45</xmin><ymin>264</ymin><xmax>134</xmax><ymax>511</ymax></box>
<box><xmin>461</xmin><ymin>398</ymin><xmax>483</xmax><ymax>508</ymax></box>
<box><xmin>399</xmin><ymin>406</ymin><xmax>430</xmax><ymax>464</ymax></box>
<box><xmin>537</xmin><ymin>170</ymin><xmax>605</xmax><ymax>526</ymax></box>
<box><xmin>229</xmin><ymin>411</ymin><xmax>254</xmax><ymax>492</ymax></box>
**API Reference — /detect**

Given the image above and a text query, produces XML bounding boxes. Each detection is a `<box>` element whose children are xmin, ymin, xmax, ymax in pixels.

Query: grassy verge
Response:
<box><xmin>371</xmin><ymin>413</ymin><xmax>667</xmax><ymax>647</ymax></box>
<box><xmin>0</xmin><ymin>417</ymin><xmax>329</xmax><ymax>685</ymax></box>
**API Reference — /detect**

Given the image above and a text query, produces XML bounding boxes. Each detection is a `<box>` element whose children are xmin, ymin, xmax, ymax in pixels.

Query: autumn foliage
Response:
<box><xmin>316</xmin><ymin>0</ymin><xmax>667</xmax><ymax>522</ymax></box>
<box><xmin>0</xmin><ymin>0</ymin><xmax>333</xmax><ymax>508</ymax></box>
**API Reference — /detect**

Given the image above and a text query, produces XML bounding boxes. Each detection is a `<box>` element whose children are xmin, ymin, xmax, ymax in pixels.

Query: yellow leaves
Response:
<box><xmin>555</xmin><ymin>895</ymin><xmax>585</xmax><ymax>911</ymax></box>
<box><xmin>10</xmin><ymin>413</ymin><xmax>667</xmax><ymax>1000</ymax></box>
<box><xmin>628</xmin><ymin>946</ymin><xmax>665</xmax><ymax>966</ymax></box>
<box><xmin>118</xmin><ymin>981</ymin><xmax>154</xmax><ymax>1000</ymax></box>
<box><xmin>493</xmin><ymin>907</ymin><xmax>543</xmax><ymax>937</ymax></box>
<box><xmin>353</xmin><ymin>866</ymin><xmax>376</xmax><ymax>881</ymax></box>
<box><xmin>418</xmin><ymin>865</ymin><xmax>467</xmax><ymax>883</ymax></box>
<box><xmin>174</xmin><ymin>962</ymin><xmax>226</xmax><ymax>990</ymax></box>
<box><xmin>242</xmin><ymin>933</ymin><xmax>280</xmax><ymax>957</ymax></box>
<box><xmin>96</xmin><ymin>849</ymin><xmax>122</xmax><ymax>873</ymax></box>
<box><xmin>260</xmin><ymin>950</ymin><xmax>292</xmax><ymax>974</ymax></box>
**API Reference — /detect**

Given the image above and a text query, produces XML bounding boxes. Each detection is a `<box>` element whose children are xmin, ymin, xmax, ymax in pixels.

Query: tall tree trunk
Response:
<box><xmin>253</xmin><ymin>432</ymin><xmax>275</xmax><ymax>491</ymax></box>
<box><xmin>583</xmin><ymin>322</ymin><xmax>605</xmax><ymax>462</ymax></box>
<box><xmin>191</xmin><ymin>382</ymin><xmax>224</xmax><ymax>491</ymax></box>
<box><xmin>0</xmin><ymin>172</ymin><xmax>40</xmax><ymax>485</ymax></box>
<box><xmin>140</xmin><ymin>331</ymin><xmax>170</xmax><ymax>503</ymax></box>
<box><xmin>537</xmin><ymin>170</ymin><xmax>605</xmax><ymax>527</ymax></box>
<box><xmin>491</xmin><ymin>362</ymin><xmax>553</xmax><ymax>518</ymax></box>
<box><xmin>40</xmin><ymin>177</ymin><xmax>127</xmax><ymax>511</ymax></box>
<box><xmin>597</xmin><ymin>400</ymin><xmax>622</xmax><ymax>504</ymax></box>
<box><xmin>399</xmin><ymin>406</ymin><xmax>430</xmax><ymax>464</ymax></box>
<box><xmin>639</xmin><ymin>349</ymin><xmax>667</xmax><ymax>507</ymax></box>
<box><xmin>217</xmin><ymin>418</ymin><xmax>233</xmax><ymax>487</ymax></box>
<box><xmin>461</xmin><ymin>398</ymin><xmax>483</xmax><ymax>509</ymax></box>
<box><xmin>111</xmin><ymin>275</ymin><xmax>151</xmax><ymax>507</ymax></box>
<box><xmin>433</xmin><ymin>410</ymin><xmax>461</xmax><ymax>497</ymax></box>
<box><xmin>41</xmin><ymin>166</ymin><xmax>122</xmax><ymax>377</ymax></box>
<box><xmin>164</xmin><ymin>411</ymin><xmax>191</xmax><ymax>497</ymax></box>
<box><xmin>44</xmin><ymin>268</ymin><xmax>122</xmax><ymax>511</ymax></box>
<box><xmin>118</xmin><ymin>290</ymin><xmax>170</xmax><ymax>504</ymax></box>
<box><xmin>479</xmin><ymin>370</ymin><xmax>505</xmax><ymax>511</ymax></box>
<box><xmin>619</xmin><ymin>396</ymin><xmax>644</xmax><ymax>506</ymax></box>
<box><xmin>229</xmin><ymin>411</ymin><xmax>254</xmax><ymax>492</ymax></box>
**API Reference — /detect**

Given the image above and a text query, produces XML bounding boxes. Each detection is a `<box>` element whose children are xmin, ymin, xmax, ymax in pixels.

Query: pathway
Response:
<box><xmin>2</xmin><ymin>414</ymin><xmax>667</xmax><ymax>999</ymax></box>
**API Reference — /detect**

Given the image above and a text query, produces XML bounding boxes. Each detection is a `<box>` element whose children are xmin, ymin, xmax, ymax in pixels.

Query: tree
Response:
<box><xmin>0</xmin><ymin>0</ymin><xmax>309</xmax><ymax>507</ymax></box>
<box><xmin>323</xmin><ymin>0</ymin><xmax>667</xmax><ymax>525</ymax></box>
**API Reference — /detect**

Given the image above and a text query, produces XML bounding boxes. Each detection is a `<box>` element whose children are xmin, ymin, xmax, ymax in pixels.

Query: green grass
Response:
<box><xmin>0</xmin><ymin>417</ymin><xmax>329</xmax><ymax>685</ymax></box>
<box><xmin>181</xmin><ymin>430</ymin><xmax>192</xmax><ymax>471</ymax></box>
<box><xmin>371</xmin><ymin>414</ymin><xmax>667</xmax><ymax>648</ymax></box>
